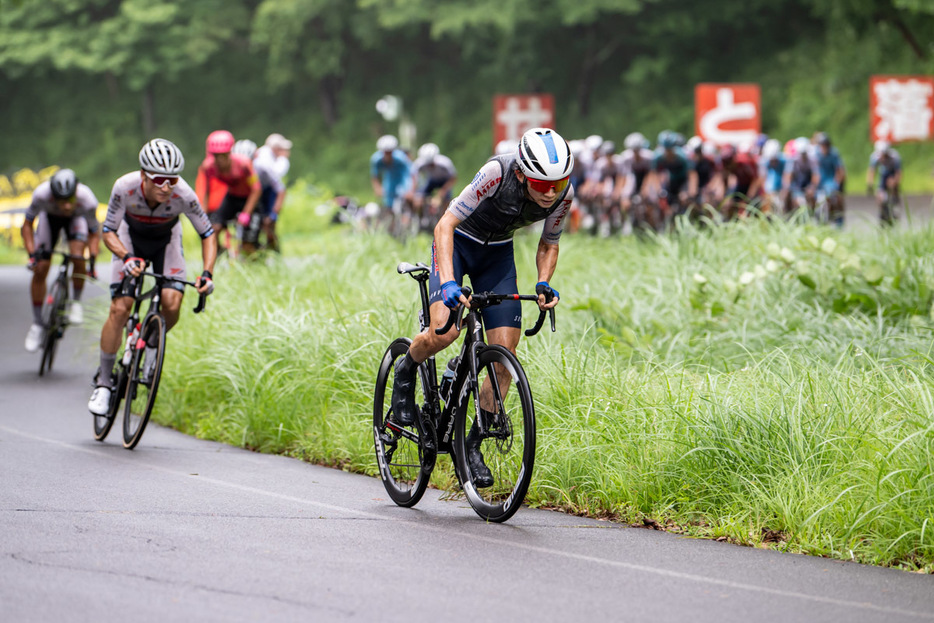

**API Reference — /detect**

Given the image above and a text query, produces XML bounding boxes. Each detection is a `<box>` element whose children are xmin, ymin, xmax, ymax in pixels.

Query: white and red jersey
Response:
<box><xmin>26</xmin><ymin>181</ymin><xmax>100</xmax><ymax>232</ymax></box>
<box><xmin>103</xmin><ymin>172</ymin><xmax>213</xmax><ymax>240</ymax></box>
<box><xmin>448</xmin><ymin>157</ymin><xmax>574</xmax><ymax>246</ymax></box>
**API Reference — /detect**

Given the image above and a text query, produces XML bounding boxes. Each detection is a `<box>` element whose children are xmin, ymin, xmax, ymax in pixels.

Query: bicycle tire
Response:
<box><xmin>38</xmin><ymin>279</ymin><xmax>67</xmax><ymax>376</ymax></box>
<box><xmin>93</xmin><ymin>368</ymin><xmax>126</xmax><ymax>442</ymax></box>
<box><xmin>373</xmin><ymin>338</ymin><xmax>433</xmax><ymax>507</ymax></box>
<box><xmin>454</xmin><ymin>344</ymin><xmax>535</xmax><ymax>523</ymax></box>
<box><xmin>122</xmin><ymin>314</ymin><xmax>166</xmax><ymax>449</ymax></box>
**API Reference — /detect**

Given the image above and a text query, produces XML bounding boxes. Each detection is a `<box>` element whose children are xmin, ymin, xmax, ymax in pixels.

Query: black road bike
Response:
<box><xmin>373</xmin><ymin>262</ymin><xmax>555</xmax><ymax>523</ymax></box>
<box><xmin>38</xmin><ymin>251</ymin><xmax>88</xmax><ymax>376</ymax></box>
<box><xmin>93</xmin><ymin>264</ymin><xmax>207</xmax><ymax>449</ymax></box>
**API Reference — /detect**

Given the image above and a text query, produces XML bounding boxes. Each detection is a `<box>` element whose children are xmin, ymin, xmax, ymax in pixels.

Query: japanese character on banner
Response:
<box><xmin>870</xmin><ymin>76</ymin><xmax>934</xmax><ymax>143</ymax></box>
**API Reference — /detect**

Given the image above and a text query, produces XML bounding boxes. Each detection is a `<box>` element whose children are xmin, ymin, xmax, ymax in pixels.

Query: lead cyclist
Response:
<box><xmin>391</xmin><ymin>127</ymin><xmax>572</xmax><ymax>488</ymax></box>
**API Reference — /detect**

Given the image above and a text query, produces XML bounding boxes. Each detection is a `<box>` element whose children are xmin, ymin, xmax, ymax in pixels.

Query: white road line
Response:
<box><xmin>3</xmin><ymin>424</ymin><xmax>932</xmax><ymax>620</ymax></box>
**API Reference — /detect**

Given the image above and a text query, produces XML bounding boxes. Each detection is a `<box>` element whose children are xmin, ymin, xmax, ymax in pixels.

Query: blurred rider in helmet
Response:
<box><xmin>197</xmin><ymin>130</ymin><xmax>262</xmax><ymax>257</ymax></box>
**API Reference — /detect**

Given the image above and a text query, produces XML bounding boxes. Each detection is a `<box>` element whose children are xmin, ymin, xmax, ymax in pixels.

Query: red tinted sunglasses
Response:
<box><xmin>526</xmin><ymin>175</ymin><xmax>570</xmax><ymax>194</ymax></box>
<box><xmin>144</xmin><ymin>170</ymin><xmax>180</xmax><ymax>187</ymax></box>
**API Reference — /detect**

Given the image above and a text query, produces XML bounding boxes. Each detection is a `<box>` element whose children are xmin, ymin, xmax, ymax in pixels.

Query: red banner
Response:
<box><xmin>870</xmin><ymin>75</ymin><xmax>934</xmax><ymax>143</ymax></box>
<box><xmin>493</xmin><ymin>95</ymin><xmax>555</xmax><ymax>150</ymax></box>
<box><xmin>695</xmin><ymin>84</ymin><xmax>761</xmax><ymax>145</ymax></box>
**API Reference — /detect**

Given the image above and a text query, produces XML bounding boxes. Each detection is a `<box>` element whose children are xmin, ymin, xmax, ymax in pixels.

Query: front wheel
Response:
<box><xmin>122</xmin><ymin>314</ymin><xmax>166</xmax><ymax>449</ymax></box>
<box><xmin>38</xmin><ymin>279</ymin><xmax>67</xmax><ymax>376</ymax></box>
<box><xmin>454</xmin><ymin>345</ymin><xmax>535</xmax><ymax>523</ymax></box>
<box><xmin>373</xmin><ymin>338</ymin><xmax>433</xmax><ymax>507</ymax></box>
<box><xmin>93</xmin><ymin>367</ymin><xmax>126</xmax><ymax>442</ymax></box>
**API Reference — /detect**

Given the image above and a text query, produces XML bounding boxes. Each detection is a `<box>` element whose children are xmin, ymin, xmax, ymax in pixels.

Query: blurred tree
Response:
<box><xmin>251</xmin><ymin>0</ymin><xmax>384</xmax><ymax>127</ymax></box>
<box><xmin>0</xmin><ymin>0</ymin><xmax>250</xmax><ymax>134</ymax></box>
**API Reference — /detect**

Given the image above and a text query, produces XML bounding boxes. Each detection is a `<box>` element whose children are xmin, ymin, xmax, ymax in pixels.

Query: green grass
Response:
<box><xmin>118</xmin><ymin>191</ymin><xmax>934</xmax><ymax>572</ymax></box>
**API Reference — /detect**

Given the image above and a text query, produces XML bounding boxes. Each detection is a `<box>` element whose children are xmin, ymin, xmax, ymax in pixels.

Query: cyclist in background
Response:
<box><xmin>719</xmin><ymin>144</ymin><xmax>761</xmax><ymax>220</ymax></box>
<box><xmin>787</xmin><ymin>137</ymin><xmax>816</xmax><ymax>215</ymax></box>
<box><xmin>392</xmin><ymin>127</ymin><xmax>570</xmax><ymax>488</ymax></box>
<box><xmin>759</xmin><ymin>139</ymin><xmax>790</xmax><ymax>216</ymax></box>
<box><xmin>588</xmin><ymin>139</ymin><xmax>620</xmax><ymax>236</ymax></box>
<box><xmin>408</xmin><ymin>142</ymin><xmax>457</xmax><ymax>231</ymax></box>
<box><xmin>370</xmin><ymin>135</ymin><xmax>413</xmax><ymax>227</ymax></box>
<box><xmin>866</xmin><ymin>140</ymin><xmax>902</xmax><ymax>226</ymax></box>
<box><xmin>812</xmin><ymin>132</ymin><xmax>846</xmax><ymax>227</ymax></box>
<box><xmin>88</xmin><ymin>139</ymin><xmax>216</xmax><ymax>416</ymax></box>
<box><xmin>20</xmin><ymin>169</ymin><xmax>101</xmax><ymax>351</ymax></box>
<box><xmin>197</xmin><ymin>130</ymin><xmax>262</xmax><ymax>257</ymax></box>
<box><xmin>248</xmin><ymin>133</ymin><xmax>293</xmax><ymax>252</ymax></box>
<box><xmin>614</xmin><ymin>132</ymin><xmax>656</xmax><ymax>232</ymax></box>
<box><xmin>653</xmin><ymin>130</ymin><xmax>697</xmax><ymax>226</ymax></box>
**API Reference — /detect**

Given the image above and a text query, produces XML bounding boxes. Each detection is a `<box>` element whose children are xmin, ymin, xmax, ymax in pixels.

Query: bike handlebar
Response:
<box><xmin>137</xmin><ymin>269</ymin><xmax>209</xmax><ymax>314</ymax></box>
<box><xmin>434</xmin><ymin>286</ymin><xmax>556</xmax><ymax>337</ymax></box>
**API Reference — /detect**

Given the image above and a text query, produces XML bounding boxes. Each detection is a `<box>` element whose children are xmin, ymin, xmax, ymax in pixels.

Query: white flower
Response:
<box><xmin>765</xmin><ymin>260</ymin><xmax>781</xmax><ymax>273</ymax></box>
<box><xmin>739</xmin><ymin>271</ymin><xmax>756</xmax><ymax>286</ymax></box>
<box><xmin>780</xmin><ymin>247</ymin><xmax>796</xmax><ymax>263</ymax></box>
<box><xmin>693</xmin><ymin>273</ymin><xmax>708</xmax><ymax>285</ymax></box>
<box><xmin>821</xmin><ymin>237</ymin><xmax>838</xmax><ymax>255</ymax></box>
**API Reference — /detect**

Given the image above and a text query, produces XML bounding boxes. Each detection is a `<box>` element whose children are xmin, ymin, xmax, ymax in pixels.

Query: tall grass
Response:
<box><xmin>156</xmin><ymin>198</ymin><xmax>934</xmax><ymax>571</ymax></box>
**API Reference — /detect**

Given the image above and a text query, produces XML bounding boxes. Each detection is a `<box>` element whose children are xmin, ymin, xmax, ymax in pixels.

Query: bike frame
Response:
<box><xmin>402</xmin><ymin>264</ymin><xmax>550</xmax><ymax>453</ymax></box>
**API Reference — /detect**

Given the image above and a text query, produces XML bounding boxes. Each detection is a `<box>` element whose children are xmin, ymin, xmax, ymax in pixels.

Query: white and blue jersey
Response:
<box><xmin>370</xmin><ymin>148</ymin><xmax>412</xmax><ymax>208</ymax></box>
<box><xmin>761</xmin><ymin>155</ymin><xmax>789</xmax><ymax>194</ymax></box>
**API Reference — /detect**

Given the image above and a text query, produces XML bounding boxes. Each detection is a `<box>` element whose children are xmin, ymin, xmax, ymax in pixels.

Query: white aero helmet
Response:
<box><xmin>584</xmin><ymin>134</ymin><xmax>603</xmax><ymax>152</ymax></box>
<box><xmin>139</xmin><ymin>138</ymin><xmax>184</xmax><ymax>175</ymax></box>
<box><xmin>685</xmin><ymin>135</ymin><xmax>703</xmax><ymax>153</ymax></box>
<box><xmin>762</xmin><ymin>138</ymin><xmax>782</xmax><ymax>160</ymax></box>
<box><xmin>377</xmin><ymin>134</ymin><xmax>398</xmax><ymax>152</ymax></box>
<box><xmin>516</xmin><ymin>127</ymin><xmax>574</xmax><ymax>181</ymax></box>
<box><xmin>623</xmin><ymin>132</ymin><xmax>646</xmax><ymax>150</ymax></box>
<box><xmin>417</xmin><ymin>142</ymin><xmax>440</xmax><ymax>161</ymax></box>
<box><xmin>232</xmin><ymin>139</ymin><xmax>258</xmax><ymax>159</ymax></box>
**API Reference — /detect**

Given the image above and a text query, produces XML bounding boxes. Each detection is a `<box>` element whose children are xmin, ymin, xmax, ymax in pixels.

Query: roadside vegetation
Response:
<box><xmin>155</xmin><ymin>192</ymin><xmax>934</xmax><ymax>572</ymax></box>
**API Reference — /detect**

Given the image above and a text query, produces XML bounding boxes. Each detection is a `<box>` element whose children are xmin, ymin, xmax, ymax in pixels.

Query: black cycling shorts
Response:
<box><xmin>427</xmin><ymin>233</ymin><xmax>520</xmax><ymax>330</ymax></box>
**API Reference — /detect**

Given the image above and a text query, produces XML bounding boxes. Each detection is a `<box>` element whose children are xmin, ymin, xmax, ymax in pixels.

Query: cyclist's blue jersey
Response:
<box><xmin>869</xmin><ymin>150</ymin><xmax>902</xmax><ymax>186</ymax></box>
<box><xmin>789</xmin><ymin>156</ymin><xmax>813</xmax><ymax>192</ymax></box>
<box><xmin>653</xmin><ymin>149</ymin><xmax>693</xmax><ymax>183</ymax></box>
<box><xmin>815</xmin><ymin>148</ymin><xmax>844</xmax><ymax>184</ymax></box>
<box><xmin>370</xmin><ymin>149</ymin><xmax>412</xmax><ymax>206</ymax></box>
<box><xmin>762</xmin><ymin>155</ymin><xmax>788</xmax><ymax>193</ymax></box>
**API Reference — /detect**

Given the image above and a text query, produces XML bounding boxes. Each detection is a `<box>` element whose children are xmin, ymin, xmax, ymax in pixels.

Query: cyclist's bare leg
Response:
<box><xmin>101</xmin><ymin>297</ymin><xmax>133</xmax><ymax>354</ymax></box>
<box><xmin>480</xmin><ymin>326</ymin><xmax>520</xmax><ymax>413</ymax></box>
<box><xmin>161</xmin><ymin>288</ymin><xmax>183</xmax><ymax>332</ymax></box>
<box><xmin>69</xmin><ymin>239</ymin><xmax>86</xmax><ymax>299</ymax></box>
<box><xmin>30</xmin><ymin>260</ymin><xmax>51</xmax><ymax>309</ymax></box>
<box><xmin>407</xmin><ymin>300</ymin><xmax>461</xmax><ymax>363</ymax></box>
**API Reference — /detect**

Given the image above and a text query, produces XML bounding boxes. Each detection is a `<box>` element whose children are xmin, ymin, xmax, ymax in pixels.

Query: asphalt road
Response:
<box><xmin>1</xmin><ymin>253</ymin><xmax>933</xmax><ymax>621</ymax></box>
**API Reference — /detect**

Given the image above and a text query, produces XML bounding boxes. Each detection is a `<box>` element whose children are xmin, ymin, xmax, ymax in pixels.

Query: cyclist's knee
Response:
<box><xmin>109</xmin><ymin>298</ymin><xmax>132</xmax><ymax>322</ymax></box>
<box><xmin>33</xmin><ymin>262</ymin><xmax>51</xmax><ymax>279</ymax></box>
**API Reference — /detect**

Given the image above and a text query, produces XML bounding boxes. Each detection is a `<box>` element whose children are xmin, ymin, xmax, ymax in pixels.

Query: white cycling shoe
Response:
<box><xmin>24</xmin><ymin>323</ymin><xmax>44</xmax><ymax>352</ymax></box>
<box><xmin>68</xmin><ymin>301</ymin><xmax>83</xmax><ymax>324</ymax></box>
<box><xmin>88</xmin><ymin>386</ymin><xmax>112</xmax><ymax>416</ymax></box>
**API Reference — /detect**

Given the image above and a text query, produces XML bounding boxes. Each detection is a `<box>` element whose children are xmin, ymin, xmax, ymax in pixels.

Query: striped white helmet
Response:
<box><xmin>232</xmin><ymin>139</ymin><xmax>258</xmax><ymax>159</ymax></box>
<box><xmin>516</xmin><ymin>128</ymin><xmax>574</xmax><ymax>181</ymax></box>
<box><xmin>139</xmin><ymin>138</ymin><xmax>184</xmax><ymax>175</ymax></box>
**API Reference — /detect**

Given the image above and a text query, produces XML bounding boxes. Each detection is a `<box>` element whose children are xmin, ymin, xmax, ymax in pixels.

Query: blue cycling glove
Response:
<box><xmin>536</xmin><ymin>281</ymin><xmax>559</xmax><ymax>302</ymax></box>
<box><xmin>441</xmin><ymin>280</ymin><xmax>462</xmax><ymax>309</ymax></box>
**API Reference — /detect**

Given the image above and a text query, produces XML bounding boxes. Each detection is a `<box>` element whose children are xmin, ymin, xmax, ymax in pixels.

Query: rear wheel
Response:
<box><xmin>454</xmin><ymin>345</ymin><xmax>535</xmax><ymax>523</ymax></box>
<box><xmin>122</xmin><ymin>314</ymin><xmax>166</xmax><ymax>449</ymax></box>
<box><xmin>38</xmin><ymin>279</ymin><xmax>67</xmax><ymax>376</ymax></box>
<box><xmin>373</xmin><ymin>338</ymin><xmax>433</xmax><ymax>507</ymax></box>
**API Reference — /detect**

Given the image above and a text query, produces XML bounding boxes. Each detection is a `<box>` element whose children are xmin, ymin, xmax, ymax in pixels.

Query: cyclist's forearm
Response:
<box><xmin>433</xmin><ymin>212</ymin><xmax>460</xmax><ymax>283</ymax></box>
<box><xmin>102</xmin><ymin>231</ymin><xmax>130</xmax><ymax>260</ymax></box>
<box><xmin>21</xmin><ymin>221</ymin><xmax>35</xmax><ymax>255</ymax></box>
<box><xmin>535</xmin><ymin>239</ymin><xmax>559</xmax><ymax>284</ymax></box>
<box><xmin>201</xmin><ymin>234</ymin><xmax>218</xmax><ymax>275</ymax></box>
<box><xmin>244</xmin><ymin>186</ymin><xmax>262</xmax><ymax>215</ymax></box>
